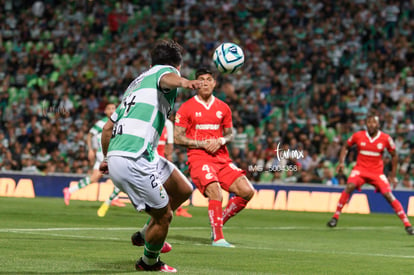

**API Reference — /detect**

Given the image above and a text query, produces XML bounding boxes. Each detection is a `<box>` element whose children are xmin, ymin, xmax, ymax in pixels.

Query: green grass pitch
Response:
<box><xmin>1</xmin><ymin>197</ymin><xmax>413</xmax><ymax>274</ymax></box>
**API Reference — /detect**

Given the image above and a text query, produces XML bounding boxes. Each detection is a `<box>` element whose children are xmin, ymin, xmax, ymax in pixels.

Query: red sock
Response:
<box><xmin>333</xmin><ymin>191</ymin><xmax>350</xmax><ymax>219</ymax></box>
<box><xmin>391</xmin><ymin>200</ymin><xmax>411</xmax><ymax>227</ymax></box>
<box><xmin>208</xmin><ymin>200</ymin><xmax>224</xmax><ymax>241</ymax></box>
<box><xmin>223</xmin><ymin>196</ymin><xmax>248</xmax><ymax>225</ymax></box>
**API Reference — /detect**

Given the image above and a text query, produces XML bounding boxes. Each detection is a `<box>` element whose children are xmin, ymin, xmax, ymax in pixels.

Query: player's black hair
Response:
<box><xmin>195</xmin><ymin>68</ymin><xmax>214</xmax><ymax>79</ymax></box>
<box><xmin>151</xmin><ymin>40</ymin><xmax>183</xmax><ymax>67</ymax></box>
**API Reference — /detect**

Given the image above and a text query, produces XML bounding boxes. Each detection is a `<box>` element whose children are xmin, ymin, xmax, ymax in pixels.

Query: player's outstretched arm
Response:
<box><xmin>388</xmin><ymin>150</ymin><xmax>399</xmax><ymax>188</ymax></box>
<box><xmin>174</xmin><ymin>125</ymin><xmax>206</xmax><ymax>149</ymax></box>
<box><xmin>160</xmin><ymin>73</ymin><xmax>202</xmax><ymax>91</ymax></box>
<box><xmin>336</xmin><ymin>143</ymin><xmax>349</xmax><ymax>173</ymax></box>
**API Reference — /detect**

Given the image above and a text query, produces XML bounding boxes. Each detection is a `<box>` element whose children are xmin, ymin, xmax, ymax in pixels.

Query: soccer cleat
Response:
<box><xmin>131</xmin><ymin>231</ymin><xmax>172</xmax><ymax>253</ymax></box>
<box><xmin>405</xmin><ymin>226</ymin><xmax>414</xmax><ymax>235</ymax></box>
<box><xmin>110</xmin><ymin>199</ymin><xmax>126</xmax><ymax>207</ymax></box>
<box><xmin>212</xmin><ymin>239</ymin><xmax>235</xmax><ymax>248</ymax></box>
<box><xmin>175</xmin><ymin>207</ymin><xmax>192</xmax><ymax>218</ymax></box>
<box><xmin>135</xmin><ymin>257</ymin><xmax>177</xmax><ymax>272</ymax></box>
<box><xmin>63</xmin><ymin>187</ymin><xmax>71</xmax><ymax>206</ymax></box>
<box><xmin>97</xmin><ymin>203</ymin><xmax>109</xmax><ymax>217</ymax></box>
<box><xmin>131</xmin><ymin>231</ymin><xmax>145</xmax><ymax>246</ymax></box>
<box><xmin>327</xmin><ymin>217</ymin><xmax>338</xmax><ymax>228</ymax></box>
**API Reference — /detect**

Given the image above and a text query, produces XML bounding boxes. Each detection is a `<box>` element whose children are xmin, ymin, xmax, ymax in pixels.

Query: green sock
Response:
<box><xmin>69</xmin><ymin>177</ymin><xmax>90</xmax><ymax>193</ymax></box>
<box><xmin>143</xmin><ymin>242</ymin><xmax>163</xmax><ymax>265</ymax></box>
<box><xmin>140</xmin><ymin>217</ymin><xmax>151</xmax><ymax>237</ymax></box>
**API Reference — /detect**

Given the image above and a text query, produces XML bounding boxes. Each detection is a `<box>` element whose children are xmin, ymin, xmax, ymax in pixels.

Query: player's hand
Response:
<box><xmin>336</xmin><ymin>162</ymin><xmax>344</xmax><ymax>173</ymax></box>
<box><xmin>388</xmin><ymin>175</ymin><xmax>398</xmax><ymax>189</ymax></box>
<box><xmin>182</xmin><ymin>79</ymin><xmax>202</xmax><ymax>90</ymax></box>
<box><xmin>99</xmin><ymin>161</ymin><xmax>109</xmax><ymax>174</ymax></box>
<box><xmin>204</xmin><ymin>139</ymin><xmax>222</xmax><ymax>154</ymax></box>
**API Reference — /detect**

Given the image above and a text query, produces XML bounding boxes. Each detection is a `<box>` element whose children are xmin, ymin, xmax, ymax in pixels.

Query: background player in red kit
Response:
<box><xmin>174</xmin><ymin>68</ymin><xmax>255</xmax><ymax>247</ymax></box>
<box><xmin>158</xmin><ymin>118</ymin><xmax>192</xmax><ymax>218</ymax></box>
<box><xmin>327</xmin><ymin>115</ymin><xmax>414</xmax><ymax>235</ymax></box>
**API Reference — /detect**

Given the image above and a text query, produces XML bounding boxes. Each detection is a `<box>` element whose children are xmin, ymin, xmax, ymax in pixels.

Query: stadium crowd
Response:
<box><xmin>1</xmin><ymin>0</ymin><xmax>414</xmax><ymax>189</ymax></box>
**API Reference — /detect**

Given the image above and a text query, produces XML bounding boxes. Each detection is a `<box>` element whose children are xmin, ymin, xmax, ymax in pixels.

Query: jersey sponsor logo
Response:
<box><xmin>216</xmin><ymin>111</ymin><xmax>223</xmax><ymax>119</ymax></box>
<box><xmin>195</xmin><ymin>124</ymin><xmax>220</xmax><ymax>130</ymax></box>
<box><xmin>359</xmin><ymin>150</ymin><xmax>381</xmax><ymax>156</ymax></box>
<box><xmin>195</xmin><ymin>112</ymin><xmax>202</xmax><ymax>117</ymax></box>
<box><xmin>377</xmin><ymin>143</ymin><xmax>383</xmax><ymax>150</ymax></box>
<box><xmin>175</xmin><ymin>113</ymin><xmax>181</xmax><ymax>123</ymax></box>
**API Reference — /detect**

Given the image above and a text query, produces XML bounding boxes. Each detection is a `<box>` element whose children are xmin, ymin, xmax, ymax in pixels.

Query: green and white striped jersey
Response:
<box><xmin>90</xmin><ymin>117</ymin><xmax>109</xmax><ymax>153</ymax></box>
<box><xmin>108</xmin><ymin>65</ymin><xmax>180</xmax><ymax>159</ymax></box>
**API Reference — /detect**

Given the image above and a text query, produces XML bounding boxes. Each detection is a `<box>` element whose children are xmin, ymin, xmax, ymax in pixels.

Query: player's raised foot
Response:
<box><xmin>97</xmin><ymin>203</ymin><xmax>109</xmax><ymax>217</ymax></box>
<box><xmin>405</xmin><ymin>226</ymin><xmax>414</xmax><ymax>235</ymax></box>
<box><xmin>176</xmin><ymin>207</ymin><xmax>192</xmax><ymax>218</ymax></box>
<box><xmin>135</xmin><ymin>258</ymin><xmax>177</xmax><ymax>273</ymax></box>
<box><xmin>131</xmin><ymin>231</ymin><xmax>172</xmax><ymax>253</ymax></box>
<box><xmin>63</xmin><ymin>187</ymin><xmax>71</xmax><ymax>206</ymax></box>
<box><xmin>212</xmin><ymin>239</ymin><xmax>235</xmax><ymax>248</ymax></box>
<box><xmin>327</xmin><ymin>217</ymin><xmax>338</xmax><ymax>228</ymax></box>
<box><xmin>111</xmin><ymin>199</ymin><xmax>126</xmax><ymax>207</ymax></box>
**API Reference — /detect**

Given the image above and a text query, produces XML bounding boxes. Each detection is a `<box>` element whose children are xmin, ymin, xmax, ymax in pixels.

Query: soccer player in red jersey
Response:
<box><xmin>174</xmin><ymin>68</ymin><xmax>255</xmax><ymax>247</ymax></box>
<box><xmin>327</xmin><ymin>115</ymin><xmax>414</xmax><ymax>235</ymax></box>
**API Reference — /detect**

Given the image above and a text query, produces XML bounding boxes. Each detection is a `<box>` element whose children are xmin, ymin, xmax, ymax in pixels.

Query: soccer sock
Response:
<box><xmin>222</xmin><ymin>196</ymin><xmax>248</xmax><ymax>225</ymax></box>
<box><xmin>140</xmin><ymin>217</ymin><xmax>151</xmax><ymax>237</ymax></box>
<box><xmin>68</xmin><ymin>177</ymin><xmax>91</xmax><ymax>193</ymax></box>
<box><xmin>105</xmin><ymin>187</ymin><xmax>121</xmax><ymax>205</ymax></box>
<box><xmin>391</xmin><ymin>199</ymin><xmax>411</xmax><ymax>227</ymax></box>
<box><xmin>208</xmin><ymin>200</ymin><xmax>224</xmax><ymax>241</ymax></box>
<box><xmin>143</xmin><ymin>242</ymin><xmax>163</xmax><ymax>265</ymax></box>
<box><xmin>333</xmin><ymin>191</ymin><xmax>350</xmax><ymax>219</ymax></box>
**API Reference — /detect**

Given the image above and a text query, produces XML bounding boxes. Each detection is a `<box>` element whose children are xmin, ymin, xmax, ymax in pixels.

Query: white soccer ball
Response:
<box><xmin>213</xmin><ymin>42</ymin><xmax>245</xmax><ymax>74</ymax></box>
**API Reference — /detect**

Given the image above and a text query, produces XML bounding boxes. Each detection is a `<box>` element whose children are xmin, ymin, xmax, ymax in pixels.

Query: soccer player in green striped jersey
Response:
<box><xmin>100</xmin><ymin>40</ymin><xmax>202</xmax><ymax>273</ymax></box>
<box><xmin>63</xmin><ymin>103</ymin><xmax>125</xmax><ymax>210</ymax></box>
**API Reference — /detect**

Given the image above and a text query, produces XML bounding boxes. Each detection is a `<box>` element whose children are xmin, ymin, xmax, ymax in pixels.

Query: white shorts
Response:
<box><xmin>93</xmin><ymin>152</ymin><xmax>104</xmax><ymax>170</ymax></box>
<box><xmin>107</xmin><ymin>154</ymin><xmax>175</xmax><ymax>211</ymax></box>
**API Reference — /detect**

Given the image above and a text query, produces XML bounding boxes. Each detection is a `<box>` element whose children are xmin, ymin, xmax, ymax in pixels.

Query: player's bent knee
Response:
<box><xmin>345</xmin><ymin>182</ymin><xmax>357</xmax><ymax>192</ymax></box>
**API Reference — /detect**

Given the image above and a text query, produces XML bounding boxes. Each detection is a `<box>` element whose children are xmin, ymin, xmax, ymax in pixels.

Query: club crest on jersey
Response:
<box><xmin>360</xmin><ymin>142</ymin><xmax>366</xmax><ymax>146</ymax></box>
<box><xmin>175</xmin><ymin>113</ymin><xmax>181</xmax><ymax>123</ymax></box>
<box><xmin>377</xmin><ymin>143</ymin><xmax>383</xmax><ymax>150</ymax></box>
<box><xmin>216</xmin><ymin>111</ymin><xmax>223</xmax><ymax>119</ymax></box>
<box><xmin>195</xmin><ymin>112</ymin><xmax>202</xmax><ymax>117</ymax></box>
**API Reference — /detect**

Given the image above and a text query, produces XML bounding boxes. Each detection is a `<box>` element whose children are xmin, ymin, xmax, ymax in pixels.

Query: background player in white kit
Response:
<box><xmin>63</xmin><ymin>103</ymin><xmax>125</xmax><ymax>210</ymax></box>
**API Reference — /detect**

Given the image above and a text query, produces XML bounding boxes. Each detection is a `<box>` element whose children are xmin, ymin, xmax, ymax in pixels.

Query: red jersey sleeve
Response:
<box><xmin>175</xmin><ymin>104</ymin><xmax>189</xmax><ymax>128</ymax></box>
<box><xmin>347</xmin><ymin>132</ymin><xmax>358</xmax><ymax>147</ymax></box>
<box><xmin>386</xmin><ymin>135</ymin><xmax>396</xmax><ymax>153</ymax></box>
<box><xmin>222</xmin><ymin>103</ymin><xmax>233</xmax><ymax>129</ymax></box>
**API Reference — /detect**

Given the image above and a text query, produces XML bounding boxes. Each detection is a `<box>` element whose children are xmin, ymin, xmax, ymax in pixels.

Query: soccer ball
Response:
<box><xmin>213</xmin><ymin>42</ymin><xmax>245</xmax><ymax>74</ymax></box>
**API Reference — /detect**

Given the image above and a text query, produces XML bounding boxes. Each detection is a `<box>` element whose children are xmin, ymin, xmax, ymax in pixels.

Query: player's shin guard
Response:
<box><xmin>222</xmin><ymin>196</ymin><xmax>248</xmax><ymax>225</ymax></box>
<box><xmin>208</xmin><ymin>200</ymin><xmax>224</xmax><ymax>241</ymax></box>
<box><xmin>391</xmin><ymin>199</ymin><xmax>411</xmax><ymax>227</ymax></box>
<box><xmin>333</xmin><ymin>191</ymin><xmax>350</xmax><ymax>219</ymax></box>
